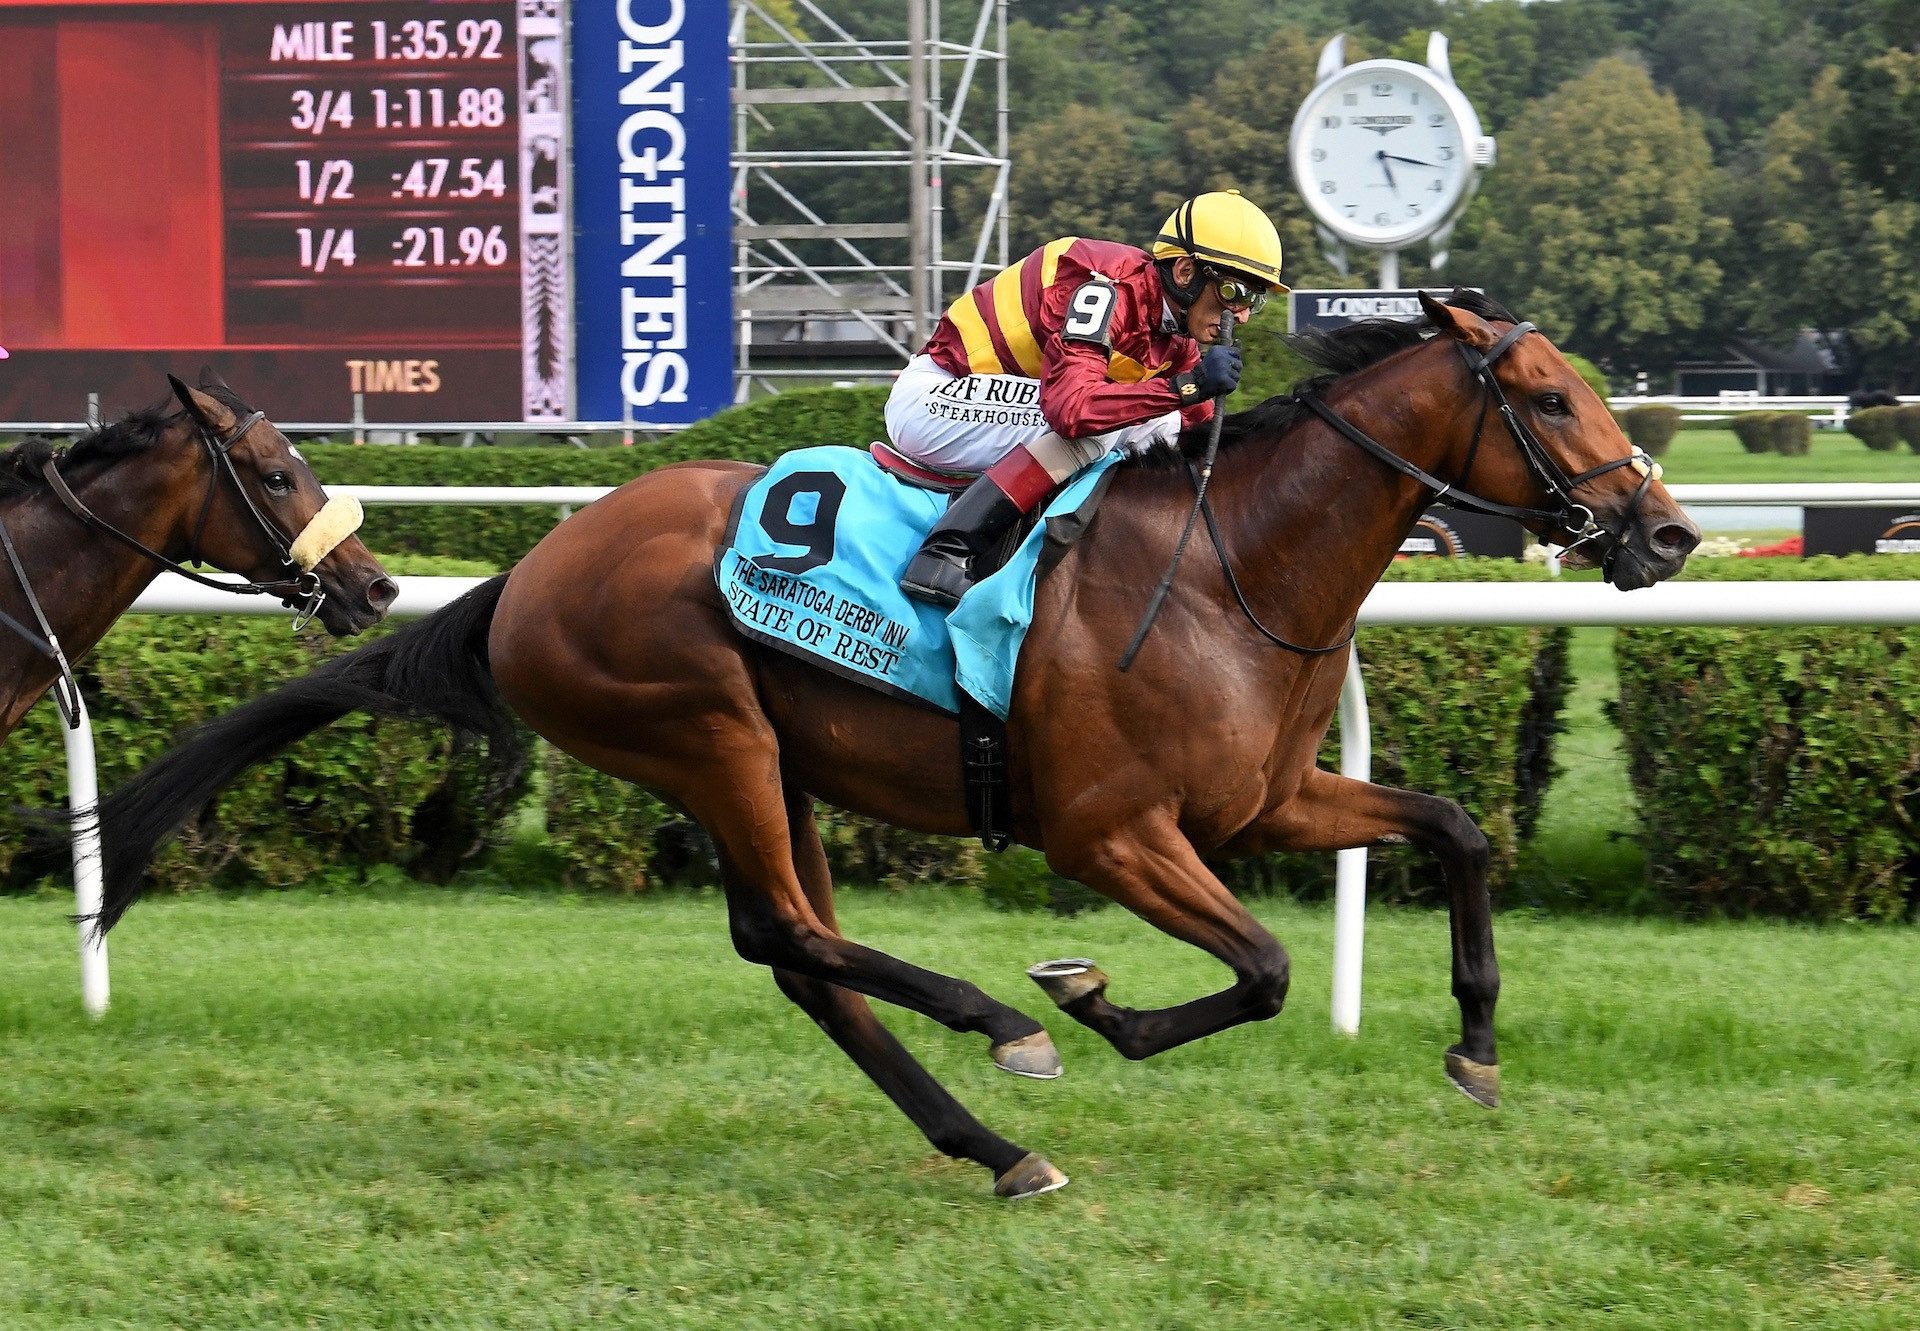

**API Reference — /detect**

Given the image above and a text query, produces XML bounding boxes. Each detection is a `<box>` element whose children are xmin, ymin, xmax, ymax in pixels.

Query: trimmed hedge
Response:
<box><xmin>1615</xmin><ymin>555</ymin><xmax>1920</xmax><ymax>920</ymax></box>
<box><xmin>1616</xmin><ymin>404</ymin><xmax>1681</xmax><ymax>455</ymax></box>
<box><xmin>0</xmin><ymin>615</ymin><xmax>528</xmax><ymax>894</ymax></box>
<box><xmin>1729</xmin><ymin>412</ymin><xmax>1777</xmax><ymax>454</ymax></box>
<box><xmin>1896</xmin><ymin>404</ymin><xmax>1920</xmax><ymax>453</ymax></box>
<box><xmin>303</xmin><ymin>387</ymin><xmax>892</xmax><ymax>566</ymax></box>
<box><xmin>1845</xmin><ymin>405</ymin><xmax>1904</xmax><ymax>451</ymax></box>
<box><xmin>1725</xmin><ymin>411</ymin><xmax>1813</xmax><ymax>456</ymax></box>
<box><xmin>1766</xmin><ymin>412</ymin><xmax>1812</xmax><ymax>456</ymax></box>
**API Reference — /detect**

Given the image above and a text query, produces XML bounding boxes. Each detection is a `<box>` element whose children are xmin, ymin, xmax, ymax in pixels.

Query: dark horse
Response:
<box><xmin>0</xmin><ymin>372</ymin><xmax>394</xmax><ymax>741</ymax></box>
<box><xmin>87</xmin><ymin>295</ymin><xmax>1698</xmax><ymax>1197</ymax></box>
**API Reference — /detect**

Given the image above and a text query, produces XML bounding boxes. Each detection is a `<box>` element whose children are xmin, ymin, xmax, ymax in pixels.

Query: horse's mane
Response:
<box><xmin>1151</xmin><ymin>289</ymin><xmax>1520</xmax><ymax>465</ymax></box>
<box><xmin>0</xmin><ymin>382</ymin><xmax>256</xmax><ymax>500</ymax></box>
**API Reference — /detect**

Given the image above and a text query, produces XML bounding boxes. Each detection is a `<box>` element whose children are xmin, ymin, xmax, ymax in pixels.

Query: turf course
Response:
<box><xmin>1653</xmin><ymin>428</ymin><xmax>1920</xmax><ymax>484</ymax></box>
<box><xmin>4</xmin><ymin>889</ymin><xmax>1916</xmax><ymax>1329</ymax></box>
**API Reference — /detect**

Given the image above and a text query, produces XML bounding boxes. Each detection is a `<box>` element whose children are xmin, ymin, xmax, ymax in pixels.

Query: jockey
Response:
<box><xmin>888</xmin><ymin>189</ymin><xmax>1287</xmax><ymax>606</ymax></box>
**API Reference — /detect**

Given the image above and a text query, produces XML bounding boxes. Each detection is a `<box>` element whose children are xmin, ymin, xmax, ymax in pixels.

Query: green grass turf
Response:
<box><xmin>5</xmin><ymin>889</ymin><xmax>1917</xmax><ymax>1329</ymax></box>
<box><xmin>1655</xmin><ymin>429</ymin><xmax>1920</xmax><ymax>485</ymax></box>
<box><xmin>1519</xmin><ymin>627</ymin><xmax>1647</xmax><ymax>911</ymax></box>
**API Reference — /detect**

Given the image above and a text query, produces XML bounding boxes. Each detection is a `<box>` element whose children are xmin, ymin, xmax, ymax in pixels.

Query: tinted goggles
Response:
<box><xmin>1205</xmin><ymin>267</ymin><xmax>1269</xmax><ymax>314</ymax></box>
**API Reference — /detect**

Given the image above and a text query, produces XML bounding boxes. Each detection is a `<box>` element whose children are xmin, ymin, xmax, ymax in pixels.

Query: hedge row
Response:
<box><xmin>1615</xmin><ymin>554</ymin><xmax>1920</xmax><ymax>920</ymax></box>
<box><xmin>1845</xmin><ymin>404</ymin><xmax>1920</xmax><ymax>452</ymax></box>
<box><xmin>305</xmin><ymin>388</ymin><xmax>891</xmax><ymax>566</ymax></box>
<box><xmin>0</xmin><ymin>614</ymin><xmax>529</xmax><ymax>894</ymax></box>
<box><xmin>1616</xmin><ymin>404</ymin><xmax>1681</xmax><ymax>455</ymax></box>
<box><xmin>1728</xmin><ymin>411</ymin><xmax>1813</xmax><ymax>456</ymax></box>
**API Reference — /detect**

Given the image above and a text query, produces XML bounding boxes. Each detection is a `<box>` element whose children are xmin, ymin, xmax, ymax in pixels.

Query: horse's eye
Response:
<box><xmin>1536</xmin><ymin>393</ymin><xmax>1570</xmax><ymax>416</ymax></box>
<box><xmin>264</xmin><ymin>472</ymin><xmax>294</xmax><ymax>496</ymax></box>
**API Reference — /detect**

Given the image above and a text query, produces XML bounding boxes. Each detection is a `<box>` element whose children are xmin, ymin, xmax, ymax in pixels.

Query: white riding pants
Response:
<box><xmin>885</xmin><ymin>354</ymin><xmax>1181</xmax><ymax>478</ymax></box>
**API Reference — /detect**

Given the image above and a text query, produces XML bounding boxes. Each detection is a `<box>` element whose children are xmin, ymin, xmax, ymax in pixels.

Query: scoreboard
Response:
<box><xmin>0</xmin><ymin>0</ymin><xmax>573</xmax><ymax>421</ymax></box>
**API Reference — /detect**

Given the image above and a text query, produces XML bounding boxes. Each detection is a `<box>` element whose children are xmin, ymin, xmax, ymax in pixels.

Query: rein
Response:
<box><xmin>0</xmin><ymin>515</ymin><xmax>81</xmax><ymax>727</ymax></box>
<box><xmin>1180</xmin><ymin>320</ymin><xmax>1660</xmax><ymax>659</ymax></box>
<box><xmin>1300</xmin><ymin>322</ymin><xmax>1659</xmax><ymax>581</ymax></box>
<box><xmin>40</xmin><ymin>408</ymin><xmax>335</xmax><ymax>631</ymax></box>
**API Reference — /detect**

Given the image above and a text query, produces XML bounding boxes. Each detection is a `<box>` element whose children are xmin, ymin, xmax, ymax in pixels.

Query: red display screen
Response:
<box><xmin>0</xmin><ymin>0</ymin><xmax>571</xmax><ymax>422</ymax></box>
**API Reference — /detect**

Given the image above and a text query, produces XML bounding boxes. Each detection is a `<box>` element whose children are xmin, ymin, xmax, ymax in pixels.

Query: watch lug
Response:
<box><xmin>1426</xmin><ymin>31</ymin><xmax>1452</xmax><ymax>84</ymax></box>
<box><xmin>1316</xmin><ymin>33</ymin><xmax>1346</xmax><ymax>83</ymax></box>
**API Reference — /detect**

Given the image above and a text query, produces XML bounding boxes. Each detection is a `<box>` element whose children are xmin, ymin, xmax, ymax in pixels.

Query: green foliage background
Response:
<box><xmin>1616</xmin><ymin>556</ymin><xmax>1920</xmax><ymax>920</ymax></box>
<box><xmin>894</xmin><ymin>0</ymin><xmax>1920</xmax><ymax>386</ymax></box>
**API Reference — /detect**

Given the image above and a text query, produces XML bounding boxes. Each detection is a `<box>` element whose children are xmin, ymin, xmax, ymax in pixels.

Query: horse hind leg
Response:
<box><xmin>1029</xmin><ymin>814</ymin><xmax>1293</xmax><ymax>1061</ymax></box>
<box><xmin>688</xmin><ymin>746</ymin><xmax>1066</xmax><ymax>1195</ymax></box>
<box><xmin>771</xmin><ymin>787</ymin><xmax>1065</xmax><ymax>1199</ymax></box>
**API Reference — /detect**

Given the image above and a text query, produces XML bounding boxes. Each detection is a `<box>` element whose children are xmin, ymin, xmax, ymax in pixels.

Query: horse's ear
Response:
<box><xmin>196</xmin><ymin>364</ymin><xmax>233</xmax><ymax>393</ymax></box>
<box><xmin>1419</xmin><ymin>291</ymin><xmax>1498</xmax><ymax>351</ymax></box>
<box><xmin>167</xmin><ymin>373</ymin><xmax>232</xmax><ymax>429</ymax></box>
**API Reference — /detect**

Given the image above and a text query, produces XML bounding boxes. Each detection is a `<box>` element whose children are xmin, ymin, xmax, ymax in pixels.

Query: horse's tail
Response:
<box><xmin>90</xmin><ymin>574</ymin><xmax>519</xmax><ymax>937</ymax></box>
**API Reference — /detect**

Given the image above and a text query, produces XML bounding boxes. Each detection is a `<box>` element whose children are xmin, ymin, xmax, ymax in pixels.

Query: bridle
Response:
<box><xmin>1196</xmin><ymin>320</ymin><xmax>1660</xmax><ymax>658</ymax></box>
<box><xmin>1300</xmin><ymin>321</ymin><xmax>1660</xmax><ymax>578</ymax></box>
<box><xmin>39</xmin><ymin>407</ymin><xmax>336</xmax><ymax>630</ymax></box>
<box><xmin>0</xmin><ymin>411</ymin><xmax>337</xmax><ymax>733</ymax></box>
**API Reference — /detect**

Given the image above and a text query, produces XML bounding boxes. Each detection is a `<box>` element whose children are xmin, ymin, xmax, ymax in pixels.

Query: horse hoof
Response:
<box><xmin>991</xmin><ymin>1030</ymin><xmax>1064</xmax><ymax>1079</ymax></box>
<box><xmin>1028</xmin><ymin>958</ymin><xmax>1109</xmax><ymax>1009</ymax></box>
<box><xmin>1445</xmin><ymin>1051</ymin><xmax>1500</xmax><ymax>1109</ymax></box>
<box><xmin>993</xmin><ymin>1152</ymin><xmax>1069</xmax><ymax>1200</ymax></box>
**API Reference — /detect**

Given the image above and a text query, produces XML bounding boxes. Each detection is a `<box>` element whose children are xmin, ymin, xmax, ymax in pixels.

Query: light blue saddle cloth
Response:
<box><xmin>717</xmin><ymin>445</ymin><xmax>1121</xmax><ymax>717</ymax></box>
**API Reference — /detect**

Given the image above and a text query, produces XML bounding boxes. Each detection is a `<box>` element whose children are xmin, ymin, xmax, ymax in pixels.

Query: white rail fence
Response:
<box><xmin>57</xmin><ymin>571</ymin><xmax>1920</xmax><ymax>1033</ymax></box>
<box><xmin>54</xmin><ymin>482</ymin><xmax>1920</xmax><ymax>1024</ymax></box>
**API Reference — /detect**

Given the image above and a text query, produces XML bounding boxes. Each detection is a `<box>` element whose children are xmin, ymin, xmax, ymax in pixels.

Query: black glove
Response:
<box><xmin>1171</xmin><ymin>344</ymin><xmax>1243</xmax><ymax>404</ymax></box>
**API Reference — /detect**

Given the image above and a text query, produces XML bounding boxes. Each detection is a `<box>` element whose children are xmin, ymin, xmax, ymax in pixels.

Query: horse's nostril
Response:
<box><xmin>1652</xmin><ymin>522</ymin><xmax>1699</xmax><ymax>559</ymax></box>
<box><xmin>366</xmin><ymin>577</ymin><xmax>399</xmax><ymax>610</ymax></box>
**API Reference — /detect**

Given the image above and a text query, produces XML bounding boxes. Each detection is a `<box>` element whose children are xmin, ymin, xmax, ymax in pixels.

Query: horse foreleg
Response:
<box><xmin>1251</xmin><ymin>766</ymin><xmax>1500</xmax><ymax>1107</ymax></box>
<box><xmin>771</xmin><ymin>789</ymin><xmax>1066</xmax><ymax>1198</ymax></box>
<box><xmin>1032</xmin><ymin>815</ymin><xmax>1292</xmax><ymax>1060</ymax></box>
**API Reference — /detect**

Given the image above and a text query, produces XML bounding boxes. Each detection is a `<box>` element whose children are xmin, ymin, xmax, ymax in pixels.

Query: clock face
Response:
<box><xmin>1292</xmin><ymin>61</ymin><xmax>1473</xmax><ymax>248</ymax></box>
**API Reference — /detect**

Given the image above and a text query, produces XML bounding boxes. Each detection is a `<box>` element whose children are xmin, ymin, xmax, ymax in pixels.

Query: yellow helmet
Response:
<box><xmin>1151</xmin><ymin>190</ymin><xmax>1288</xmax><ymax>293</ymax></box>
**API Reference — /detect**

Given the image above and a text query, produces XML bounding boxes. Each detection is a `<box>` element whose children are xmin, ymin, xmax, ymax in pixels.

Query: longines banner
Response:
<box><xmin>1803</xmin><ymin>508</ymin><xmax>1920</xmax><ymax>558</ymax></box>
<box><xmin>1401</xmin><ymin>506</ymin><xmax>1526</xmax><ymax>559</ymax></box>
<box><xmin>573</xmin><ymin>1</ymin><xmax>733</xmax><ymax>424</ymax></box>
<box><xmin>1289</xmin><ymin>288</ymin><xmax>1484</xmax><ymax>335</ymax></box>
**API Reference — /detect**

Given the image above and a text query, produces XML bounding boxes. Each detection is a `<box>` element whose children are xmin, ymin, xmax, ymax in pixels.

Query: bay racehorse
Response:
<box><xmin>0</xmin><ymin>372</ymin><xmax>393</xmax><ymax>743</ymax></box>
<box><xmin>86</xmin><ymin>294</ymin><xmax>1697</xmax><ymax>1198</ymax></box>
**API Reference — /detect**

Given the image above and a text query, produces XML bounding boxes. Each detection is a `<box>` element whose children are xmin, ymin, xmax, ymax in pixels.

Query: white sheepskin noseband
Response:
<box><xmin>288</xmin><ymin>494</ymin><xmax>364</xmax><ymax>572</ymax></box>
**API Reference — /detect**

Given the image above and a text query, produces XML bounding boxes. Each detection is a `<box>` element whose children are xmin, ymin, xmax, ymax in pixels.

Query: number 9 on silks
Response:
<box><xmin>880</xmin><ymin>189</ymin><xmax>1286</xmax><ymax>608</ymax></box>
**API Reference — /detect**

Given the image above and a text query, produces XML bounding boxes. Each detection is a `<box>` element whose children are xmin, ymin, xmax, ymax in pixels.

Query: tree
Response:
<box><xmin>1390</xmin><ymin>1</ymin><xmax>1542</xmax><ymax>133</ymax></box>
<box><xmin>1152</xmin><ymin>27</ymin><xmax>1358</xmax><ymax>291</ymax></box>
<box><xmin>995</xmin><ymin>104</ymin><xmax>1168</xmax><ymax>258</ymax></box>
<box><xmin>1646</xmin><ymin>0</ymin><xmax>1814</xmax><ymax>154</ymax></box>
<box><xmin>1444</xmin><ymin>57</ymin><xmax>1729</xmax><ymax>372</ymax></box>
<box><xmin>1833</xmin><ymin>47</ymin><xmax>1920</xmax><ymax>206</ymax></box>
<box><xmin>1716</xmin><ymin>69</ymin><xmax>1920</xmax><ymax>389</ymax></box>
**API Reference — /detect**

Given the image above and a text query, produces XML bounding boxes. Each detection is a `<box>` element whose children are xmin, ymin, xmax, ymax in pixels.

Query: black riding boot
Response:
<box><xmin>900</xmin><ymin>475</ymin><xmax>1025</xmax><ymax>608</ymax></box>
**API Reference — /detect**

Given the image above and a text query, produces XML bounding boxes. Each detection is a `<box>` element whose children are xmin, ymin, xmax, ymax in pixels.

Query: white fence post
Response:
<box><xmin>1332</xmin><ymin>644</ymin><xmax>1370</xmax><ymax>1035</ymax></box>
<box><xmin>60</xmin><ymin>688</ymin><xmax>109</xmax><ymax>1018</ymax></box>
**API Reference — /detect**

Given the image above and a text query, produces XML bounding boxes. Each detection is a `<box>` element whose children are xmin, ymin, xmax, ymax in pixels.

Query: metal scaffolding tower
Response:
<box><xmin>729</xmin><ymin>0</ymin><xmax>1010</xmax><ymax>399</ymax></box>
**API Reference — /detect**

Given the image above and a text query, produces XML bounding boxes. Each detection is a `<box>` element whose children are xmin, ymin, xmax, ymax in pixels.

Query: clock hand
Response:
<box><xmin>1375</xmin><ymin>149</ymin><xmax>1398</xmax><ymax>194</ymax></box>
<box><xmin>1381</xmin><ymin>153</ymin><xmax>1440</xmax><ymax>168</ymax></box>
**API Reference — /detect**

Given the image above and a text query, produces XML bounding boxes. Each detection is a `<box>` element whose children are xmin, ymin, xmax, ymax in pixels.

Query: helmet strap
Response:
<box><xmin>1156</xmin><ymin>259</ymin><xmax>1208</xmax><ymax>320</ymax></box>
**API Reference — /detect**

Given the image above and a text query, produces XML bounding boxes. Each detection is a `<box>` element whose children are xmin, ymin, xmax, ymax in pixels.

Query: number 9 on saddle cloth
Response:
<box><xmin>715</xmin><ymin>443</ymin><xmax>1124</xmax><ymax>719</ymax></box>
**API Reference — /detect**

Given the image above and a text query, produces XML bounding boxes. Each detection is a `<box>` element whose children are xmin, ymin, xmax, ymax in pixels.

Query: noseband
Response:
<box><xmin>1300</xmin><ymin>321</ymin><xmax>1660</xmax><ymax>580</ymax></box>
<box><xmin>41</xmin><ymin>408</ymin><xmax>334</xmax><ymax>629</ymax></box>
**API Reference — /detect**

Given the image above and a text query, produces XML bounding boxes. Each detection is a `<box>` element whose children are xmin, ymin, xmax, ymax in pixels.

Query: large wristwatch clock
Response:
<box><xmin>1289</xmin><ymin>33</ymin><xmax>1496</xmax><ymax>257</ymax></box>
